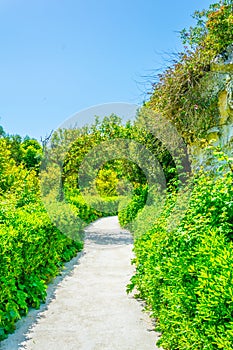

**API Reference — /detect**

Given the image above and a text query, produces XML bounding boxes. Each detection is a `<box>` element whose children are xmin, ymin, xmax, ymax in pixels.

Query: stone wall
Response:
<box><xmin>189</xmin><ymin>45</ymin><xmax>233</xmax><ymax>172</ymax></box>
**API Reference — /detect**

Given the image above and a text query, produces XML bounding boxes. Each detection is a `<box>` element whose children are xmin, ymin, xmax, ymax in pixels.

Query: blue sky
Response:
<box><xmin>0</xmin><ymin>0</ymin><xmax>214</xmax><ymax>140</ymax></box>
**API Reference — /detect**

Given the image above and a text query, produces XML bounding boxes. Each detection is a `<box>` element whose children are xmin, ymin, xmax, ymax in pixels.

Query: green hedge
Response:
<box><xmin>0</xmin><ymin>202</ymin><xmax>83</xmax><ymax>340</ymax></box>
<box><xmin>68</xmin><ymin>194</ymin><xmax>120</xmax><ymax>221</ymax></box>
<box><xmin>118</xmin><ymin>185</ymin><xmax>148</xmax><ymax>228</ymax></box>
<box><xmin>0</xmin><ymin>181</ymin><xmax>127</xmax><ymax>340</ymax></box>
<box><xmin>124</xmin><ymin>168</ymin><xmax>233</xmax><ymax>349</ymax></box>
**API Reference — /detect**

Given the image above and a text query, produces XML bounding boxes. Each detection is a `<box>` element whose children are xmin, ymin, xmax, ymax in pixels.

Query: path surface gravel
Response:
<box><xmin>0</xmin><ymin>216</ymin><xmax>161</xmax><ymax>350</ymax></box>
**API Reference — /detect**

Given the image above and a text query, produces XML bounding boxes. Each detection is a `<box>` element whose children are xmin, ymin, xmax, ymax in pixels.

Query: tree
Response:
<box><xmin>21</xmin><ymin>139</ymin><xmax>42</xmax><ymax>170</ymax></box>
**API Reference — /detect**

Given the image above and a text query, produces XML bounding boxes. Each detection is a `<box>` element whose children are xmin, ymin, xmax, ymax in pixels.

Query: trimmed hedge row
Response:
<box><xmin>0</xmin><ymin>202</ymin><xmax>83</xmax><ymax>340</ymax></box>
<box><xmin>68</xmin><ymin>193</ymin><xmax>121</xmax><ymax>222</ymax></box>
<box><xmin>123</xmin><ymin>168</ymin><xmax>233</xmax><ymax>349</ymax></box>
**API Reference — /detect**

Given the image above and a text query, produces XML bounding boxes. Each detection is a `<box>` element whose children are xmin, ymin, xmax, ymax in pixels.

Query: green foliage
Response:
<box><xmin>0</xmin><ymin>202</ymin><xmax>82</xmax><ymax>340</ymax></box>
<box><xmin>60</xmin><ymin>115</ymin><xmax>174</xmax><ymax>202</ymax></box>
<box><xmin>0</xmin><ymin>130</ymin><xmax>83</xmax><ymax>340</ymax></box>
<box><xmin>95</xmin><ymin>168</ymin><xmax>119</xmax><ymax>196</ymax></box>
<box><xmin>147</xmin><ymin>1</ymin><xmax>233</xmax><ymax>144</ymax></box>
<box><xmin>118</xmin><ymin>184</ymin><xmax>148</xmax><ymax>228</ymax></box>
<box><xmin>4</xmin><ymin>133</ymin><xmax>42</xmax><ymax>170</ymax></box>
<box><xmin>21</xmin><ymin>138</ymin><xmax>42</xmax><ymax>170</ymax></box>
<box><xmin>118</xmin><ymin>3</ymin><xmax>233</xmax><ymax>348</ymax></box>
<box><xmin>126</xmin><ymin>161</ymin><xmax>233</xmax><ymax>349</ymax></box>
<box><xmin>181</xmin><ymin>1</ymin><xmax>233</xmax><ymax>53</ymax></box>
<box><xmin>5</xmin><ymin>134</ymin><xmax>23</xmax><ymax>165</ymax></box>
<box><xmin>61</xmin><ymin>115</ymin><xmax>147</xmax><ymax>190</ymax></box>
<box><xmin>64</xmin><ymin>191</ymin><xmax>103</xmax><ymax>223</ymax></box>
<box><xmin>2</xmin><ymin>7</ymin><xmax>232</xmax><ymax>342</ymax></box>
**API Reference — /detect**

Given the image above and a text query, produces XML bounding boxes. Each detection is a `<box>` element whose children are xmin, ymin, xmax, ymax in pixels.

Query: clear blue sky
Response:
<box><xmin>0</xmin><ymin>0</ymin><xmax>214</xmax><ymax>140</ymax></box>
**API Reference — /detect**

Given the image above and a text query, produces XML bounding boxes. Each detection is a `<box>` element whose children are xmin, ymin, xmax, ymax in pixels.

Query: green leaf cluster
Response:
<box><xmin>125</xmin><ymin>163</ymin><xmax>233</xmax><ymax>349</ymax></box>
<box><xmin>0</xmin><ymin>130</ymin><xmax>83</xmax><ymax>340</ymax></box>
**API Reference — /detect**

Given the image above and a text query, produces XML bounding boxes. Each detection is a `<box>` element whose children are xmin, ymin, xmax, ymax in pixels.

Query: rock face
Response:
<box><xmin>189</xmin><ymin>45</ymin><xmax>233</xmax><ymax>171</ymax></box>
<box><xmin>212</xmin><ymin>43</ymin><xmax>233</xmax><ymax>72</ymax></box>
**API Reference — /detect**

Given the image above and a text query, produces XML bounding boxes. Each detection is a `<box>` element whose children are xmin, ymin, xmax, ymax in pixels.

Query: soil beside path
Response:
<box><xmin>0</xmin><ymin>216</ymin><xmax>162</xmax><ymax>350</ymax></box>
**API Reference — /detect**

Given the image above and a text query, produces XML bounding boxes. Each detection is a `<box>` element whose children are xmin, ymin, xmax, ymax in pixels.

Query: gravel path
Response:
<box><xmin>0</xmin><ymin>216</ymin><xmax>161</xmax><ymax>350</ymax></box>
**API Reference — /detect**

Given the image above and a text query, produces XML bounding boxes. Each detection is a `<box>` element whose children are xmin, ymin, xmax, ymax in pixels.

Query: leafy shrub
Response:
<box><xmin>95</xmin><ymin>168</ymin><xmax>119</xmax><ymax>196</ymax></box>
<box><xmin>118</xmin><ymin>185</ymin><xmax>148</xmax><ymax>228</ymax></box>
<box><xmin>0</xmin><ymin>135</ymin><xmax>84</xmax><ymax>340</ymax></box>
<box><xmin>67</xmin><ymin>192</ymin><xmax>123</xmax><ymax>220</ymax></box>
<box><xmin>0</xmin><ymin>201</ymin><xmax>82</xmax><ymax>340</ymax></box>
<box><xmin>126</xmin><ymin>166</ymin><xmax>233</xmax><ymax>349</ymax></box>
<box><xmin>84</xmin><ymin>194</ymin><xmax>122</xmax><ymax>216</ymax></box>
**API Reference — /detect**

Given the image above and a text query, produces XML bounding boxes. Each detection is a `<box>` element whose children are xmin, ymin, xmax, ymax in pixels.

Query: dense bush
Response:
<box><xmin>120</xmin><ymin>2</ymin><xmax>233</xmax><ymax>348</ymax></box>
<box><xmin>0</xmin><ymin>135</ymin><xmax>83</xmax><ymax>340</ymax></box>
<box><xmin>0</xmin><ymin>202</ymin><xmax>82</xmax><ymax>340</ymax></box>
<box><xmin>125</xmin><ymin>163</ymin><xmax>233</xmax><ymax>349</ymax></box>
<box><xmin>118</xmin><ymin>185</ymin><xmax>148</xmax><ymax>227</ymax></box>
<box><xmin>67</xmin><ymin>191</ymin><xmax>121</xmax><ymax>221</ymax></box>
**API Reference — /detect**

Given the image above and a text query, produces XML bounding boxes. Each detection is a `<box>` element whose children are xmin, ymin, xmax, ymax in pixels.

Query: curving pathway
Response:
<box><xmin>0</xmin><ymin>216</ymin><xmax>161</xmax><ymax>350</ymax></box>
